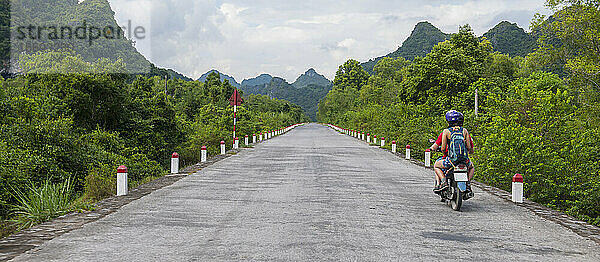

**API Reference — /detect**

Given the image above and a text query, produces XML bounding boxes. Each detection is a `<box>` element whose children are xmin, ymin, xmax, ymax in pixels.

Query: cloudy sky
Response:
<box><xmin>107</xmin><ymin>0</ymin><xmax>552</xmax><ymax>82</ymax></box>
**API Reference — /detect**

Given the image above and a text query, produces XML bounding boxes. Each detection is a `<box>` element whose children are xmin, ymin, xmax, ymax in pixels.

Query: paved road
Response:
<box><xmin>12</xmin><ymin>124</ymin><xmax>600</xmax><ymax>261</ymax></box>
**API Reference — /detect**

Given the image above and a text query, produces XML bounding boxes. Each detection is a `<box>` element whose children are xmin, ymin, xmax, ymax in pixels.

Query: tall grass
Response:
<box><xmin>10</xmin><ymin>178</ymin><xmax>74</xmax><ymax>230</ymax></box>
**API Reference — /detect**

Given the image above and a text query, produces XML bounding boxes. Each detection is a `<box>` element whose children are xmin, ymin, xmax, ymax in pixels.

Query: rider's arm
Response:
<box><xmin>464</xmin><ymin>129</ymin><xmax>474</xmax><ymax>154</ymax></box>
<box><xmin>430</xmin><ymin>143</ymin><xmax>439</xmax><ymax>151</ymax></box>
<box><xmin>440</xmin><ymin>129</ymin><xmax>449</xmax><ymax>153</ymax></box>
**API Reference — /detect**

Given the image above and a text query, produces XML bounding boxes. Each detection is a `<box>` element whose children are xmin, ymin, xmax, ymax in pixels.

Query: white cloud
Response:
<box><xmin>107</xmin><ymin>0</ymin><xmax>551</xmax><ymax>82</ymax></box>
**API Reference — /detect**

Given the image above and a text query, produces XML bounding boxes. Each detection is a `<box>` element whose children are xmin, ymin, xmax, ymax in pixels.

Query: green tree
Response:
<box><xmin>333</xmin><ymin>59</ymin><xmax>369</xmax><ymax>91</ymax></box>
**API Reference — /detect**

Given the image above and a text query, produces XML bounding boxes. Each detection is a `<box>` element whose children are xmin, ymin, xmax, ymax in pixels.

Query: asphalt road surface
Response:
<box><xmin>12</xmin><ymin>123</ymin><xmax>600</xmax><ymax>261</ymax></box>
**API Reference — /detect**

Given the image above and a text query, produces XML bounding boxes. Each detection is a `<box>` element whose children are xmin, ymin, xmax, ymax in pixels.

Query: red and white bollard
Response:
<box><xmin>367</xmin><ymin>133</ymin><xmax>371</xmax><ymax>143</ymax></box>
<box><xmin>245</xmin><ymin>135</ymin><xmax>249</xmax><ymax>146</ymax></box>
<box><xmin>201</xmin><ymin>146</ymin><xmax>207</xmax><ymax>162</ymax></box>
<box><xmin>253</xmin><ymin>134</ymin><xmax>257</xmax><ymax>143</ymax></box>
<box><xmin>117</xmin><ymin>165</ymin><xmax>128</xmax><ymax>196</ymax></box>
<box><xmin>425</xmin><ymin>148</ymin><xmax>431</xmax><ymax>167</ymax></box>
<box><xmin>373</xmin><ymin>135</ymin><xmax>377</xmax><ymax>144</ymax></box>
<box><xmin>391</xmin><ymin>141</ymin><xmax>397</xmax><ymax>153</ymax></box>
<box><xmin>361</xmin><ymin>132</ymin><xmax>365</xmax><ymax>140</ymax></box>
<box><xmin>220</xmin><ymin>141</ymin><xmax>226</xmax><ymax>155</ymax></box>
<box><xmin>259</xmin><ymin>132</ymin><xmax>263</xmax><ymax>141</ymax></box>
<box><xmin>512</xmin><ymin>174</ymin><xmax>524</xmax><ymax>203</ymax></box>
<box><xmin>381</xmin><ymin>137</ymin><xmax>385</xmax><ymax>147</ymax></box>
<box><xmin>171</xmin><ymin>152</ymin><xmax>179</xmax><ymax>174</ymax></box>
<box><xmin>405</xmin><ymin>145</ymin><xmax>411</xmax><ymax>160</ymax></box>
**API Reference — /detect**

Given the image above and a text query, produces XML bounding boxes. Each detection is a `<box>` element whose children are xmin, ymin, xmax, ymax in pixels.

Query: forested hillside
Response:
<box><xmin>240</xmin><ymin>69</ymin><xmax>332</xmax><ymax>121</ymax></box>
<box><xmin>241</xmin><ymin>73</ymin><xmax>273</xmax><ymax>87</ymax></box>
<box><xmin>0</xmin><ymin>51</ymin><xmax>308</xmax><ymax>236</ymax></box>
<box><xmin>482</xmin><ymin>21</ymin><xmax>536</xmax><ymax>57</ymax></box>
<box><xmin>292</xmin><ymin>68</ymin><xmax>331</xmax><ymax>88</ymax></box>
<box><xmin>361</xmin><ymin>20</ymin><xmax>537</xmax><ymax>73</ymax></box>
<box><xmin>9</xmin><ymin>0</ymin><xmax>151</xmax><ymax>73</ymax></box>
<box><xmin>319</xmin><ymin>0</ymin><xmax>600</xmax><ymax>226</ymax></box>
<box><xmin>198</xmin><ymin>70</ymin><xmax>241</xmax><ymax>88</ymax></box>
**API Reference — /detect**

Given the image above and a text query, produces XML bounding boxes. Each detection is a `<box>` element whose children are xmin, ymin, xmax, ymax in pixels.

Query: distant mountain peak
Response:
<box><xmin>413</xmin><ymin>21</ymin><xmax>441</xmax><ymax>32</ymax></box>
<box><xmin>197</xmin><ymin>69</ymin><xmax>240</xmax><ymax>88</ymax></box>
<box><xmin>483</xmin><ymin>21</ymin><xmax>535</xmax><ymax>57</ymax></box>
<box><xmin>360</xmin><ymin>21</ymin><xmax>450</xmax><ymax>73</ymax></box>
<box><xmin>292</xmin><ymin>68</ymin><xmax>331</xmax><ymax>88</ymax></box>
<box><xmin>361</xmin><ymin>20</ymin><xmax>536</xmax><ymax>73</ymax></box>
<box><xmin>241</xmin><ymin>73</ymin><xmax>273</xmax><ymax>87</ymax></box>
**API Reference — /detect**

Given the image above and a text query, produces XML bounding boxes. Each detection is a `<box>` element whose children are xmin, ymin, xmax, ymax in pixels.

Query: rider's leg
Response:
<box><xmin>468</xmin><ymin>162</ymin><xmax>475</xmax><ymax>181</ymax></box>
<box><xmin>434</xmin><ymin>159</ymin><xmax>447</xmax><ymax>188</ymax></box>
<box><xmin>465</xmin><ymin>162</ymin><xmax>475</xmax><ymax>197</ymax></box>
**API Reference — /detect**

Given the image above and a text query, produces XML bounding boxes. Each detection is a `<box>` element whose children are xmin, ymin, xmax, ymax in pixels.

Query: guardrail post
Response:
<box><xmin>220</xmin><ymin>141</ymin><xmax>226</xmax><ymax>155</ymax></box>
<box><xmin>373</xmin><ymin>135</ymin><xmax>377</xmax><ymax>144</ymax></box>
<box><xmin>201</xmin><ymin>146</ymin><xmax>207</xmax><ymax>162</ymax></box>
<box><xmin>117</xmin><ymin>165</ymin><xmax>128</xmax><ymax>196</ymax></box>
<box><xmin>367</xmin><ymin>133</ymin><xmax>371</xmax><ymax>143</ymax></box>
<box><xmin>381</xmin><ymin>137</ymin><xmax>385</xmax><ymax>147</ymax></box>
<box><xmin>425</xmin><ymin>149</ymin><xmax>431</xmax><ymax>167</ymax></box>
<box><xmin>391</xmin><ymin>141</ymin><xmax>396</xmax><ymax>153</ymax></box>
<box><xmin>512</xmin><ymin>174</ymin><xmax>524</xmax><ymax>203</ymax></box>
<box><xmin>253</xmin><ymin>134</ymin><xmax>257</xmax><ymax>143</ymax></box>
<box><xmin>245</xmin><ymin>135</ymin><xmax>249</xmax><ymax>146</ymax></box>
<box><xmin>171</xmin><ymin>152</ymin><xmax>179</xmax><ymax>174</ymax></box>
<box><xmin>234</xmin><ymin>137</ymin><xmax>239</xmax><ymax>149</ymax></box>
<box><xmin>405</xmin><ymin>145</ymin><xmax>411</xmax><ymax>160</ymax></box>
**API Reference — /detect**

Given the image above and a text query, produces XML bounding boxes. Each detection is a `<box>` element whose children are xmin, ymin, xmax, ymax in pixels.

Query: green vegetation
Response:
<box><xmin>10</xmin><ymin>178</ymin><xmax>74</xmax><ymax>230</ymax></box>
<box><xmin>319</xmin><ymin>1</ymin><xmax>600</xmax><ymax>226</ymax></box>
<box><xmin>0</xmin><ymin>51</ymin><xmax>308</xmax><ymax>236</ymax></box>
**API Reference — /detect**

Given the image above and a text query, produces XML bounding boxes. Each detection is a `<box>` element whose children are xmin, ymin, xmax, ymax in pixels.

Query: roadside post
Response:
<box><xmin>512</xmin><ymin>174</ymin><xmax>524</xmax><ymax>203</ymax></box>
<box><xmin>220</xmin><ymin>141</ymin><xmax>226</xmax><ymax>155</ymax></box>
<box><xmin>406</xmin><ymin>145</ymin><xmax>411</xmax><ymax>160</ymax></box>
<box><xmin>201</xmin><ymin>146</ymin><xmax>207</xmax><ymax>162</ymax></box>
<box><xmin>171</xmin><ymin>152</ymin><xmax>179</xmax><ymax>174</ymax></box>
<box><xmin>381</xmin><ymin>137</ymin><xmax>385</xmax><ymax>147</ymax></box>
<box><xmin>117</xmin><ymin>165</ymin><xmax>128</xmax><ymax>196</ymax></box>
<box><xmin>425</xmin><ymin>149</ymin><xmax>431</xmax><ymax>167</ymax></box>
<box><xmin>392</xmin><ymin>141</ymin><xmax>397</xmax><ymax>153</ymax></box>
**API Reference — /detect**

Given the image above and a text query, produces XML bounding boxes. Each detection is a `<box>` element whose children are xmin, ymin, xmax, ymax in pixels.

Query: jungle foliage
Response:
<box><xmin>0</xmin><ymin>51</ymin><xmax>308</xmax><ymax>228</ymax></box>
<box><xmin>318</xmin><ymin>1</ymin><xmax>600</xmax><ymax>225</ymax></box>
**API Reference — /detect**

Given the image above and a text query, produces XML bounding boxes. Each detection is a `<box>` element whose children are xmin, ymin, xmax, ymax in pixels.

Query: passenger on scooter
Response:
<box><xmin>429</xmin><ymin>110</ymin><xmax>475</xmax><ymax>195</ymax></box>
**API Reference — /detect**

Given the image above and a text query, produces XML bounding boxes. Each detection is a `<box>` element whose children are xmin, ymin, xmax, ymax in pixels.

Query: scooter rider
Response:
<box><xmin>429</xmin><ymin>110</ymin><xmax>475</xmax><ymax>196</ymax></box>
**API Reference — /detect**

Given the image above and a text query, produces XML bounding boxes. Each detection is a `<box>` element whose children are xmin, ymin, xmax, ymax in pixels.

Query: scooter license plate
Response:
<box><xmin>454</xmin><ymin>172</ymin><xmax>468</xmax><ymax>182</ymax></box>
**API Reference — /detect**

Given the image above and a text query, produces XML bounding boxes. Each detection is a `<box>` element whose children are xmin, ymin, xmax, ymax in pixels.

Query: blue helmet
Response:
<box><xmin>445</xmin><ymin>110</ymin><xmax>464</xmax><ymax>126</ymax></box>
